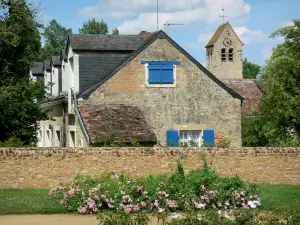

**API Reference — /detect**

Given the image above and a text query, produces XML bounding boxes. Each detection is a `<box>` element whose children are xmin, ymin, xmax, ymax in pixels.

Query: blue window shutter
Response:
<box><xmin>149</xmin><ymin>65</ymin><xmax>161</xmax><ymax>84</ymax></box>
<box><xmin>166</xmin><ymin>130</ymin><xmax>179</xmax><ymax>147</ymax></box>
<box><xmin>203</xmin><ymin>130</ymin><xmax>215</xmax><ymax>146</ymax></box>
<box><xmin>161</xmin><ymin>65</ymin><xmax>174</xmax><ymax>84</ymax></box>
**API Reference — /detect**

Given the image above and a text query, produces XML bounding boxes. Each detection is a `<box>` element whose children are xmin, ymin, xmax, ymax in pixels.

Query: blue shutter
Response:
<box><xmin>161</xmin><ymin>65</ymin><xmax>174</xmax><ymax>84</ymax></box>
<box><xmin>148</xmin><ymin>65</ymin><xmax>161</xmax><ymax>84</ymax></box>
<box><xmin>166</xmin><ymin>130</ymin><xmax>179</xmax><ymax>147</ymax></box>
<box><xmin>203</xmin><ymin>130</ymin><xmax>215</xmax><ymax>146</ymax></box>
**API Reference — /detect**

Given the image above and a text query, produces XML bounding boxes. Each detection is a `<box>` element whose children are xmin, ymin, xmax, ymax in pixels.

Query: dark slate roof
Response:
<box><xmin>205</xmin><ymin>23</ymin><xmax>227</xmax><ymax>47</ymax></box>
<box><xmin>222</xmin><ymin>79</ymin><xmax>263</xmax><ymax>116</ymax></box>
<box><xmin>78</xmin><ymin>104</ymin><xmax>157</xmax><ymax>142</ymax></box>
<box><xmin>69</xmin><ymin>34</ymin><xmax>150</xmax><ymax>51</ymax></box>
<box><xmin>51</xmin><ymin>56</ymin><xmax>61</xmax><ymax>66</ymax></box>
<box><xmin>44</xmin><ymin>60</ymin><xmax>51</xmax><ymax>71</ymax></box>
<box><xmin>78</xmin><ymin>30</ymin><xmax>244</xmax><ymax>101</ymax></box>
<box><xmin>31</xmin><ymin>62</ymin><xmax>44</xmax><ymax>75</ymax></box>
<box><xmin>79</xmin><ymin>54</ymin><xmax>130</xmax><ymax>92</ymax></box>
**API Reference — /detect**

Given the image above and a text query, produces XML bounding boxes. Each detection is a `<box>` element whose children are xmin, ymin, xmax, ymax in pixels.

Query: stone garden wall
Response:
<box><xmin>0</xmin><ymin>147</ymin><xmax>299</xmax><ymax>188</ymax></box>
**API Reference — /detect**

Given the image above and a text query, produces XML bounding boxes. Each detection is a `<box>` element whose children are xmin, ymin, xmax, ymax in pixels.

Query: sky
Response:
<box><xmin>36</xmin><ymin>0</ymin><xmax>299</xmax><ymax>66</ymax></box>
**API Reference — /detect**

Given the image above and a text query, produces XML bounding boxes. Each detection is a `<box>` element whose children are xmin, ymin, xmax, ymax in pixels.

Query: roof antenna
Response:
<box><xmin>164</xmin><ymin>23</ymin><xmax>183</xmax><ymax>32</ymax></box>
<box><xmin>219</xmin><ymin>8</ymin><xmax>228</xmax><ymax>24</ymax></box>
<box><xmin>157</xmin><ymin>0</ymin><xmax>159</xmax><ymax>30</ymax></box>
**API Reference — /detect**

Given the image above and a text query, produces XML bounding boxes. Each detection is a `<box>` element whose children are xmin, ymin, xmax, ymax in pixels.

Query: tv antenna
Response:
<box><xmin>219</xmin><ymin>8</ymin><xmax>228</xmax><ymax>24</ymax></box>
<box><xmin>163</xmin><ymin>23</ymin><xmax>183</xmax><ymax>32</ymax></box>
<box><xmin>157</xmin><ymin>0</ymin><xmax>159</xmax><ymax>30</ymax></box>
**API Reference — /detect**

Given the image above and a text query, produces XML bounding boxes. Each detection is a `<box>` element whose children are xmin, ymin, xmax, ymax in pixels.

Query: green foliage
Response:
<box><xmin>39</xmin><ymin>19</ymin><xmax>72</xmax><ymax>61</ymax></box>
<box><xmin>98</xmin><ymin>212</ymin><xmax>149</xmax><ymax>225</ymax></box>
<box><xmin>91</xmin><ymin>133</ymin><xmax>115</xmax><ymax>147</ymax></box>
<box><xmin>242</xmin><ymin>117</ymin><xmax>269</xmax><ymax>147</ymax></box>
<box><xmin>257</xmin><ymin>20</ymin><xmax>300</xmax><ymax>146</ymax></box>
<box><xmin>0</xmin><ymin>0</ymin><xmax>49</xmax><ymax>144</ymax></box>
<box><xmin>112</xmin><ymin>27</ymin><xmax>119</xmax><ymax>35</ymax></box>
<box><xmin>79</xmin><ymin>18</ymin><xmax>108</xmax><ymax>34</ymax></box>
<box><xmin>243</xmin><ymin>58</ymin><xmax>261</xmax><ymax>79</ymax></box>
<box><xmin>0</xmin><ymin>136</ymin><xmax>24</xmax><ymax>147</ymax></box>
<box><xmin>215</xmin><ymin>137</ymin><xmax>231</xmax><ymax>148</ymax></box>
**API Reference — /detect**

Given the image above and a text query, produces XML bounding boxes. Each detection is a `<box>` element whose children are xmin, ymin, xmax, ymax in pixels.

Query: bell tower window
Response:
<box><xmin>221</xmin><ymin>48</ymin><xmax>226</xmax><ymax>61</ymax></box>
<box><xmin>229</xmin><ymin>48</ymin><xmax>234</xmax><ymax>61</ymax></box>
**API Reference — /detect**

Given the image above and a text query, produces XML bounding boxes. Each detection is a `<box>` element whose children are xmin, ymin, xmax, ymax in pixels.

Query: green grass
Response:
<box><xmin>0</xmin><ymin>189</ymin><xmax>69</xmax><ymax>214</ymax></box>
<box><xmin>0</xmin><ymin>184</ymin><xmax>299</xmax><ymax>214</ymax></box>
<box><xmin>259</xmin><ymin>184</ymin><xmax>300</xmax><ymax>211</ymax></box>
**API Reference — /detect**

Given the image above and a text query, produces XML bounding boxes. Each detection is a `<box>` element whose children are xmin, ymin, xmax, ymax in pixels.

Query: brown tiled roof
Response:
<box><xmin>78</xmin><ymin>104</ymin><xmax>157</xmax><ymax>142</ymax></box>
<box><xmin>222</xmin><ymin>79</ymin><xmax>263</xmax><ymax>116</ymax></box>
<box><xmin>205</xmin><ymin>23</ymin><xmax>227</xmax><ymax>47</ymax></box>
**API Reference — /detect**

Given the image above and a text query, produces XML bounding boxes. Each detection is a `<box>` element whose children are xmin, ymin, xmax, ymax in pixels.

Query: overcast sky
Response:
<box><xmin>37</xmin><ymin>0</ymin><xmax>299</xmax><ymax>66</ymax></box>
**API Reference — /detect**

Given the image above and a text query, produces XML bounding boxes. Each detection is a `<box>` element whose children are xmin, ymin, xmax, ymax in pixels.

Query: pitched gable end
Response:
<box><xmin>78</xmin><ymin>31</ymin><xmax>244</xmax><ymax>101</ymax></box>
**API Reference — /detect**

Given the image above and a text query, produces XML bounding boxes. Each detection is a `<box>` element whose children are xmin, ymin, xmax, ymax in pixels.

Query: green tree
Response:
<box><xmin>39</xmin><ymin>19</ymin><xmax>72</xmax><ymax>61</ymax></box>
<box><xmin>0</xmin><ymin>0</ymin><xmax>48</xmax><ymax>144</ymax></box>
<box><xmin>112</xmin><ymin>27</ymin><xmax>119</xmax><ymax>35</ymax></box>
<box><xmin>259</xmin><ymin>20</ymin><xmax>300</xmax><ymax>146</ymax></box>
<box><xmin>79</xmin><ymin>18</ymin><xmax>108</xmax><ymax>34</ymax></box>
<box><xmin>243</xmin><ymin>58</ymin><xmax>261</xmax><ymax>79</ymax></box>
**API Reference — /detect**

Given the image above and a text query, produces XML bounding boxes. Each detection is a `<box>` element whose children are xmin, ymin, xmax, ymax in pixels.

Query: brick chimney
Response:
<box><xmin>139</xmin><ymin>31</ymin><xmax>154</xmax><ymax>36</ymax></box>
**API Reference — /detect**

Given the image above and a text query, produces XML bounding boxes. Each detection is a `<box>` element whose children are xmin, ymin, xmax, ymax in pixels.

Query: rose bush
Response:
<box><xmin>49</xmin><ymin>160</ymin><xmax>261</xmax><ymax>214</ymax></box>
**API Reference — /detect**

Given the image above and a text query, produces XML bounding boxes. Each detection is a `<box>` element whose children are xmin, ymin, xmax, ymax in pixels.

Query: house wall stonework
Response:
<box><xmin>85</xmin><ymin>38</ymin><xmax>242</xmax><ymax>146</ymax></box>
<box><xmin>207</xmin><ymin>24</ymin><xmax>243</xmax><ymax>80</ymax></box>
<box><xmin>0</xmin><ymin>147</ymin><xmax>299</xmax><ymax>188</ymax></box>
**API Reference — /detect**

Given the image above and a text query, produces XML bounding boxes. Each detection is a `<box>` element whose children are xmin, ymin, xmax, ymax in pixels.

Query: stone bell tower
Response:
<box><xmin>205</xmin><ymin>22</ymin><xmax>243</xmax><ymax>80</ymax></box>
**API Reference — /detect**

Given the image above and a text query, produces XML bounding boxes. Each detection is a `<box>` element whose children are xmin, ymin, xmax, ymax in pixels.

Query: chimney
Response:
<box><xmin>139</xmin><ymin>31</ymin><xmax>154</xmax><ymax>36</ymax></box>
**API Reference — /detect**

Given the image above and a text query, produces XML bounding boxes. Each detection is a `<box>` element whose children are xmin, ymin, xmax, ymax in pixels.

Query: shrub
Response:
<box><xmin>0</xmin><ymin>137</ymin><xmax>24</xmax><ymax>147</ymax></box>
<box><xmin>215</xmin><ymin>137</ymin><xmax>231</xmax><ymax>148</ymax></box>
<box><xmin>49</xmin><ymin>157</ymin><xmax>261</xmax><ymax>215</ymax></box>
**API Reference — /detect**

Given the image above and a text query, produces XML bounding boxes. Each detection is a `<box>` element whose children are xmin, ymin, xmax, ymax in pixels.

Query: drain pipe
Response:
<box><xmin>71</xmin><ymin>88</ymin><xmax>90</xmax><ymax>145</ymax></box>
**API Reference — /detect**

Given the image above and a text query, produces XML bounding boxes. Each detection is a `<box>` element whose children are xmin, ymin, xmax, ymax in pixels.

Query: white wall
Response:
<box><xmin>52</xmin><ymin>66</ymin><xmax>59</xmax><ymax>97</ymax></box>
<box><xmin>44</xmin><ymin>70</ymin><xmax>52</xmax><ymax>96</ymax></box>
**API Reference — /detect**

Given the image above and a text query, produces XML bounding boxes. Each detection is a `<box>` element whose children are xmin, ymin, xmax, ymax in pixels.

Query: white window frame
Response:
<box><xmin>37</xmin><ymin>127</ymin><xmax>43</xmax><ymax>147</ymax></box>
<box><xmin>54</xmin><ymin>126</ymin><xmax>61</xmax><ymax>147</ymax></box>
<box><xmin>45</xmin><ymin>129</ymin><xmax>52</xmax><ymax>147</ymax></box>
<box><xmin>179</xmin><ymin>130</ymin><xmax>203</xmax><ymax>147</ymax></box>
<box><xmin>69</xmin><ymin>125</ymin><xmax>76</xmax><ymax>147</ymax></box>
<box><xmin>144</xmin><ymin>64</ymin><xmax>177</xmax><ymax>88</ymax></box>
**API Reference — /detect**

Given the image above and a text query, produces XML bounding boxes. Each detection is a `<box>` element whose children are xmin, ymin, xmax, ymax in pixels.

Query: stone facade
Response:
<box><xmin>0</xmin><ymin>147</ymin><xmax>300</xmax><ymax>188</ymax></box>
<box><xmin>206</xmin><ymin>23</ymin><xmax>243</xmax><ymax>80</ymax></box>
<box><xmin>85</xmin><ymin>38</ymin><xmax>242</xmax><ymax>147</ymax></box>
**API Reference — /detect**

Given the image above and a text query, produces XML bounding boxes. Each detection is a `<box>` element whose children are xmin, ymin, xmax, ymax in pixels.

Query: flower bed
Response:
<box><xmin>49</xmin><ymin>159</ymin><xmax>261</xmax><ymax>215</ymax></box>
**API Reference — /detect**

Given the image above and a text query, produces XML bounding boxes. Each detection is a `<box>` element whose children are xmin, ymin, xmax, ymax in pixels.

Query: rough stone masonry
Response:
<box><xmin>0</xmin><ymin>147</ymin><xmax>299</xmax><ymax>188</ymax></box>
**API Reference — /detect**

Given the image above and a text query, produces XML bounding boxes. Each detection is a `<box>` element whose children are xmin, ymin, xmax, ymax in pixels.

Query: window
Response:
<box><xmin>229</xmin><ymin>48</ymin><xmax>234</xmax><ymax>61</ymax></box>
<box><xmin>37</xmin><ymin>129</ymin><xmax>43</xmax><ymax>147</ymax></box>
<box><xmin>179</xmin><ymin>131</ymin><xmax>203</xmax><ymax>147</ymax></box>
<box><xmin>141</xmin><ymin>61</ymin><xmax>180</xmax><ymax>86</ymax></box>
<box><xmin>221</xmin><ymin>48</ymin><xmax>226</xmax><ymax>61</ymax></box>
<box><xmin>55</xmin><ymin>128</ymin><xmax>61</xmax><ymax>147</ymax></box>
<box><xmin>70</xmin><ymin>131</ymin><xmax>75</xmax><ymax>147</ymax></box>
<box><xmin>45</xmin><ymin>129</ymin><xmax>52</xmax><ymax>147</ymax></box>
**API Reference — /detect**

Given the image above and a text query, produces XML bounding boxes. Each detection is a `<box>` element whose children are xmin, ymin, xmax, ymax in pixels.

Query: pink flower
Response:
<box><xmin>154</xmin><ymin>200</ymin><xmax>159</xmax><ymax>207</ymax></box>
<box><xmin>78</xmin><ymin>206</ymin><xmax>87</xmax><ymax>214</ymax></box>
<box><xmin>137</xmin><ymin>186</ymin><xmax>143</xmax><ymax>192</ymax></box>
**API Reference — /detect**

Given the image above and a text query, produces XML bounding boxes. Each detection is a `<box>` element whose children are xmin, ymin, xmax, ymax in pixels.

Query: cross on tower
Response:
<box><xmin>219</xmin><ymin>8</ymin><xmax>228</xmax><ymax>24</ymax></box>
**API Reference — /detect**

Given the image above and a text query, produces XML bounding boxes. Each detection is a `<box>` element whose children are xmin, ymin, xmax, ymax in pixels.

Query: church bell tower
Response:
<box><xmin>205</xmin><ymin>22</ymin><xmax>243</xmax><ymax>80</ymax></box>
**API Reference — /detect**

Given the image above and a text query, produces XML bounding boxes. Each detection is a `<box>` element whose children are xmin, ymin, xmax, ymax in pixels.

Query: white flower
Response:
<box><xmin>248</xmin><ymin>201</ymin><xmax>257</xmax><ymax>208</ymax></box>
<box><xmin>253</xmin><ymin>200</ymin><xmax>261</xmax><ymax>206</ymax></box>
<box><xmin>171</xmin><ymin>213</ymin><xmax>181</xmax><ymax>219</ymax></box>
<box><xmin>218</xmin><ymin>210</ymin><xmax>222</xmax><ymax>215</ymax></box>
<box><xmin>158</xmin><ymin>207</ymin><xmax>165</xmax><ymax>213</ymax></box>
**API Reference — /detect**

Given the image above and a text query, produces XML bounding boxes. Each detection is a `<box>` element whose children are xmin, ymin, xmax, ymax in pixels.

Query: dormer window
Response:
<box><xmin>221</xmin><ymin>48</ymin><xmax>226</xmax><ymax>61</ymax></box>
<box><xmin>229</xmin><ymin>48</ymin><xmax>234</xmax><ymax>61</ymax></box>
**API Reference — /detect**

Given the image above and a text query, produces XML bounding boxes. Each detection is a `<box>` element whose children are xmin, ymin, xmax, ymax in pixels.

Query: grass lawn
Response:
<box><xmin>259</xmin><ymin>184</ymin><xmax>300</xmax><ymax>211</ymax></box>
<box><xmin>0</xmin><ymin>184</ymin><xmax>299</xmax><ymax>214</ymax></box>
<box><xmin>0</xmin><ymin>189</ymin><xmax>69</xmax><ymax>214</ymax></box>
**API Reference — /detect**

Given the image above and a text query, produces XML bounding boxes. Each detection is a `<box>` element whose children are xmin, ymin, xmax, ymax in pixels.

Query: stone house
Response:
<box><xmin>30</xmin><ymin>22</ymin><xmax>265</xmax><ymax>148</ymax></box>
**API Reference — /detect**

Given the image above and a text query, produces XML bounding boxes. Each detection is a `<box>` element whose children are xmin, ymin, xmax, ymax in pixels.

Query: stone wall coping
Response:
<box><xmin>1</xmin><ymin>147</ymin><xmax>300</xmax><ymax>158</ymax></box>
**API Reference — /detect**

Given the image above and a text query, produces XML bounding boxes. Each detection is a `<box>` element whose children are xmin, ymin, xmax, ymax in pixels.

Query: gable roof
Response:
<box><xmin>78</xmin><ymin>30</ymin><xmax>244</xmax><ymax>101</ymax></box>
<box><xmin>222</xmin><ymin>79</ymin><xmax>263</xmax><ymax>116</ymax></box>
<box><xmin>44</xmin><ymin>60</ymin><xmax>51</xmax><ymax>71</ymax></box>
<box><xmin>205</xmin><ymin>22</ymin><xmax>243</xmax><ymax>48</ymax></box>
<box><xmin>68</xmin><ymin>34</ymin><xmax>150</xmax><ymax>51</ymax></box>
<box><xmin>51</xmin><ymin>56</ymin><xmax>61</xmax><ymax>66</ymax></box>
<box><xmin>31</xmin><ymin>62</ymin><xmax>44</xmax><ymax>75</ymax></box>
<box><xmin>78</xmin><ymin>104</ymin><xmax>157</xmax><ymax>143</ymax></box>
